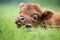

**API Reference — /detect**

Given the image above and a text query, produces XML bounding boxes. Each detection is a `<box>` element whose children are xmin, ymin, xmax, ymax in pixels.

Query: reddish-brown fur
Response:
<box><xmin>16</xmin><ymin>3</ymin><xmax>60</xmax><ymax>28</ymax></box>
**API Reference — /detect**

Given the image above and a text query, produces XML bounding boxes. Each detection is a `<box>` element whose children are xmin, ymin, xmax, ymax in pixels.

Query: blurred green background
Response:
<box><xmin>0</xmin><ymin>0</ymin><xmax>60</xmax><ymax>40</ymax></box>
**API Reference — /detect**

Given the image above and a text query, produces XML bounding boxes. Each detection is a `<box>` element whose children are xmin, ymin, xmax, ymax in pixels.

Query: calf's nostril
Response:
<box><xmin>21</xmin><ymin>17</ymin><xmax>24</xmax><ymax>20</ymax></box>
<box><xmin>18</xmin><ymin>16</ymin><xmax>25</xmax><ymax>21</ymax></box>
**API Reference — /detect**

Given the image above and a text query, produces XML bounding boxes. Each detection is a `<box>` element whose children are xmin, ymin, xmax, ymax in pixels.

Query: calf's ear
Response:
<box><xmin>41</xmin><ymin>10</ymin><xmax>53</xmax><ymax>20</ymax></box>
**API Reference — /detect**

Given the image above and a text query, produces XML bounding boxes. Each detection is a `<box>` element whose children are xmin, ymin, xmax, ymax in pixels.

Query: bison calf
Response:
<box><xmin>15</xmin><ymin>3</ymin><xmax>60</xmax><ymax>28</ymax></box>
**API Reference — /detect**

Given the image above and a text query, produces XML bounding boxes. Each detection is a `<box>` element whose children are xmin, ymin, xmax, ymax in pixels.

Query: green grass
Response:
<box><xmin>0</xmin><ymin>3</ymin><xmax>60</xmax><ymax>40</ymax></box>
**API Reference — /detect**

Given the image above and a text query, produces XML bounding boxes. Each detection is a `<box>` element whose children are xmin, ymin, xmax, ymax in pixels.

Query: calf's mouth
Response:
<box><xmin>15</xmin><ymin>21</ymin><xmax>33</xmax><ymax>28</ymax></box>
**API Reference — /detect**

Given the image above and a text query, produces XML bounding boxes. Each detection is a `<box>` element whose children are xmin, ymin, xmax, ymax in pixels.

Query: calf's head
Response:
<box><xmin>15</xmin><ymin>3</ymin><xmax>53</xmax><ymax>28</ymax></box>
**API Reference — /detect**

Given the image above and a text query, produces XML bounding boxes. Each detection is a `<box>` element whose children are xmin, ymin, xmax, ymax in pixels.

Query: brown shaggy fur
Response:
<box><xmin>15</xmin><ymin>3</ymin><xmax>60</xmax><ymax>28</ymax></box>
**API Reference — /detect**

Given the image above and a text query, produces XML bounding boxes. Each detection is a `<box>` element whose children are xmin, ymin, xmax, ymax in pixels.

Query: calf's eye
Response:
<box><xmin>32</xmin><ymin>14</ymin><xmax>38</xmax><ymax>20</ymax></box>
